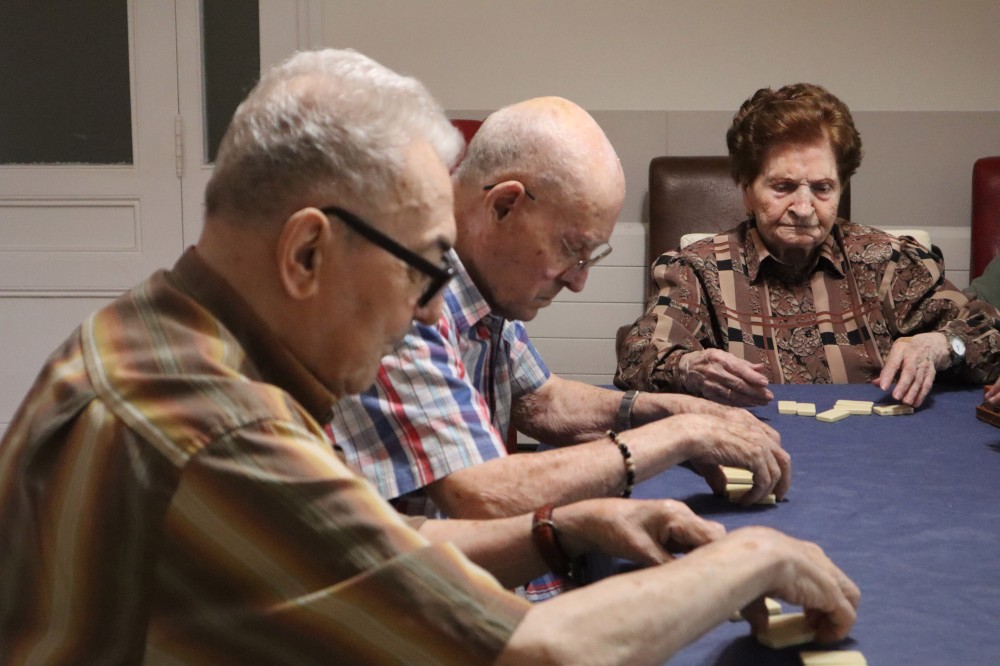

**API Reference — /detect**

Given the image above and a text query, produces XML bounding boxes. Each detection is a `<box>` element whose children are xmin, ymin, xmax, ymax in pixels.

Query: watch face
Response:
<box><xmin>951</xmin><ymin>336</ymin><xmax>967</xmax><ymax>358</ymax></box>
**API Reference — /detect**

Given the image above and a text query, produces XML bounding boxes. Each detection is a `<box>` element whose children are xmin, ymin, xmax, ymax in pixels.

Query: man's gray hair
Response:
<box><xmin>205</xmin><ymin>48</ymin><xmax>462</xmax><ymax>221</ymax></box>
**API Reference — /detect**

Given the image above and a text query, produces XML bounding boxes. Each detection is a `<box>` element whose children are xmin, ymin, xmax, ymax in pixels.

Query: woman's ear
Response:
<box><xmin>276</xmin><ymin>207</ymin><xmax>332</xmax><ymax>300</ymax></box>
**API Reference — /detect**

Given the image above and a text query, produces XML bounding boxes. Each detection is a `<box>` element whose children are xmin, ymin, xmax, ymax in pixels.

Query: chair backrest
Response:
<box><xmin>971</xmin><ymin>156</ymin><xmax>1000</xmax><ymax>279</ymax></box>
<box><xmin>646</xmin><ymin>156</ymin><xmax>851</xmax><ymax>299</ymax></box>
<box><xmin>451</xmin><ymin>118</ymin><xmax>483</xmax><ymax>146</ymax></box>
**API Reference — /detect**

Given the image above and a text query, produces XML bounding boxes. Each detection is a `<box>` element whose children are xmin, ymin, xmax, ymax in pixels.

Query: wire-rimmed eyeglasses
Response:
<box><xmin>559</xmin><ymin>237</ymin><xmax>613</xmax><ymax>277</ymax></box>
<box><xmin>321</xmin><ymin>206</ymin><xmax>454</xmax><ymax>307</ymax></box>
<box><xmin>482</xmin><ymin>184</ymin><xmax>613</xmax><ymax>276</ymax></box>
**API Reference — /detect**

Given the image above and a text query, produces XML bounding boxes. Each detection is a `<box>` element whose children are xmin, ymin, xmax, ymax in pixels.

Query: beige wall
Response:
<box><xmin>318</xmin><ymin>1</ymin><xmax>1000</xmax><ymax>384</ymax></box>
<box><xmin>320</xmin><ymin>1</ymin><xmax>1000</xmax><ymax>111</ymax></box>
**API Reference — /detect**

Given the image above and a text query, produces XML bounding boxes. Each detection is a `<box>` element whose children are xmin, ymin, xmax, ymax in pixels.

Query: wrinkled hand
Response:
<box><xmin>659</xmin><ymin>413</ymin><xmax>791</xmax><ymax>505</ymax></box>
<box><xmin>654</xmin><ymin>393</ymin><xmax>780</xmax><ymax>451</ymax></box>
<box><xmin>985</xmin><ymin>382</ymin><xmax>1000</xmax><ymax>406</ymax></box>
<box><xmin>679</xmin><ymin>349</ymin><xmax>773</xmax><ymax>407</ymax></box>
<box><xmin>873</xmin><ymin>333</ymin><xmax>950</xmax><ymax>407</ymax></box>
<box><xmin>729</xmin><ymin>527</ymin><xmax>860</xmax><ymax>645</ymax></box>
<box><xmin>556</xmin><ymin>498</ymin><xmax>725</xmax><ymax>566</ymax></box>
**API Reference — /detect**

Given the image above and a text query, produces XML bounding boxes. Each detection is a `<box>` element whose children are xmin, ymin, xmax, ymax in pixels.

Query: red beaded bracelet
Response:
<box><xmin>531</xmin><ymin>503</ymin><xmax>573</xmax><ymax>577</ymax></box>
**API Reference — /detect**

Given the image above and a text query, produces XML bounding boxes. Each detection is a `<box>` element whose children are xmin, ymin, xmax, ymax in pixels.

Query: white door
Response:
<box><xmin>0</xmin><ymin>0</ymin><xmax>317</xmax><ymax>436</ymax></box>
<box><xmin>0</xmin><ymin>1</ymin><xmax>183</xmax><ymax>293</ymax></box>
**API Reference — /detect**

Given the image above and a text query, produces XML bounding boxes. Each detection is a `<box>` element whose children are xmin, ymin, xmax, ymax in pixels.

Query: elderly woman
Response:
<box><xmin>616</xmin><ymin>83</ymin><xmax>1000</xmax><ymax>408</ymax></box>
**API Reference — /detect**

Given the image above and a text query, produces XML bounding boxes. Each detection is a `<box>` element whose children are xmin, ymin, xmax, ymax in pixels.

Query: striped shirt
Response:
<box><xmin>616</xmin><ymin>220</ymin><xmax>1000</xmax><ymax>391</ymax></box>
<box><xmin>0</xmin><ymin>248</ymin><xmax>528</xmax><ymax>664</ymax></box>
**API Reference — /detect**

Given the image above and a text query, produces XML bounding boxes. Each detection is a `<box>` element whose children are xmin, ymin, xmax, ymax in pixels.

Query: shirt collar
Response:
<box><xmin>167</xmin><ymin>247</ymin><xmax>338</xmax><ymax>424</ymax></box>
<box><xmin>745</xmin><ymin>219</ymin><xmax>848</xmax><ymax>283</ymax></box>
<box><xmin>441</xmin><ymin>249</ymin><xmax>503</xmax><ymax>334</ymax></box>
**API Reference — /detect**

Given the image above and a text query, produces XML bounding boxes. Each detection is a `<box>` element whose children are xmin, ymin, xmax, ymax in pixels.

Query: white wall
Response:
<box><xmin>319</xmin><ymin>0</ymin><xmax>1000</xmax><ymax>111</ymax></box>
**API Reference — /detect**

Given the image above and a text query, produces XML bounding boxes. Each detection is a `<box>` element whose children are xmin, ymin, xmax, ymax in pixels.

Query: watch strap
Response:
<box><xmin>615</xmin><ymin>389</ymin><xmax>640</xmax><ymax>432</ymax></box>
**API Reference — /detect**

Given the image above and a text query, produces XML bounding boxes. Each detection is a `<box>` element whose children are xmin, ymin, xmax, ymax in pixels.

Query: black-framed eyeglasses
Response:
<box><xmin>321</xmin><ymin>206</ymin><xmax>454</xmax><ymax>307</ymax></box>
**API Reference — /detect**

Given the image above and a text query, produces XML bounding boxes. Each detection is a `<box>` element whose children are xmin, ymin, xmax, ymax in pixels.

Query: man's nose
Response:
<box><xmin>561</xmin><ymin>265</ymin><xmax>589</xmax><ymax>293</ymax></box>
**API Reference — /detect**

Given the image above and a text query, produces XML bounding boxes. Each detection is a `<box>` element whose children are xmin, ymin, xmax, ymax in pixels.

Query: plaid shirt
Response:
<box><xmin>330</xmin><ymin>251</ymin><xmax>549</xmax><ymax>515</ymax></box>
<box><xmin>617</xmin><ymin>220</ymin><xmax>1000</xmax><ymax>391</ymax></box>
<box><xmin>329</xmin><ymin>251</ymin><xmax>560</xmax><ymax>599</ymax></box>
<box><xmin>0</xmin><ymin>248</ymin><xmax>527</xmax><ymax>664</ymax></box>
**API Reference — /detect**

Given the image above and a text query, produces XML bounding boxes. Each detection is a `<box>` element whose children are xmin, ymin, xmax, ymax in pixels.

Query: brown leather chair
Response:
<box><xmin>644</xmin><ymin>155</ymin><xmax>851</xmax><ymax>299</ymax></box>
<box><xmin>971</xmin><ymin>156</ymin><xmax>1000</xmax><ymax>280</ymax></box>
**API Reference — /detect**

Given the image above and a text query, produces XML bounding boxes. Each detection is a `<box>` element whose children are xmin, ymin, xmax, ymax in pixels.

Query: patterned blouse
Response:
<box><xmin>615</xmin><ymin>220</ymin><xmax>1000</xmax><ymax>392</ymax></box>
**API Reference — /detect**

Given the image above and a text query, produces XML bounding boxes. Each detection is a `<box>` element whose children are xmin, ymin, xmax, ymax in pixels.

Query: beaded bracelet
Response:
<box><xmin>607</xmin><ymin>429</ymin><xmax>637</xmax><ymax>498</ymax></box>
<box><xmin>531</xmin><ymin>503</ymin><xmax>573</xmax><ymax>577</ymax></box>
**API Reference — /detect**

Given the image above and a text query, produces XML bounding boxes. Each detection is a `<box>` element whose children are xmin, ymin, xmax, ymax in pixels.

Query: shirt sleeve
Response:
<box><xmin>615</xmin><ymin>250</ymin><xmax>720</xmax><ymax>392</ymax></box>
<box><xmin>880</xmin><ymin>237</ymin><xmax>1000</xmax><ymax>384</ymax></box>
<box><xmin>328</xmin><ymin>319</ymin><xmax>509</xmax><ymax>502</ymax></box>
<box><xmin>156</xmin><ymin>420</ymin><xmax>529</xmax><ymax>664</ymax></box>
<box><xmin>505</xmin><ymin>319</ymin><xmax>550</xmax><ymax>400</ymax></box>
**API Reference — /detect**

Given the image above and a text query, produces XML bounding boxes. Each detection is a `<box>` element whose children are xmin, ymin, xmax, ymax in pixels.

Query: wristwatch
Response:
<box><xmin>947</xmin><ymin>334</ymin><xmax>967</xmax><ymax>369</ymax></box>
<box><xmin>615</xmin><ymin>390</ymin><xmax>640</xmax><ymax>432</ymax></box>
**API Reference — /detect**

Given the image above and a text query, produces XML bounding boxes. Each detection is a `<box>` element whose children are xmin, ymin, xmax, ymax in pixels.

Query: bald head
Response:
<box><xmin>454</xmin><ymin>97</ymin><xmax>624</xmax><ymax>210</ymax></box>
<box><xmin>451</xmin><ymin>97</ymin><xmax>626</xmax><ymax>321</ymax></box>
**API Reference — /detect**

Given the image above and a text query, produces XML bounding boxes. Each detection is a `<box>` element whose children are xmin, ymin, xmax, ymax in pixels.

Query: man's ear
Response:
<box><xmin>276</xmin><ymin>207</ymin><xmax>332</xmax><ymax>300</ymax></box>
<box><xmin>485</xmin><ymin>181</ymin><xmax>529</xmax><ymax>221</ymax></box>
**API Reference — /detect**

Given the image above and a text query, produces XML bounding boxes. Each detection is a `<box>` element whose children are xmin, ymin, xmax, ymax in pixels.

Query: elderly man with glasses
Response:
<box><xmin>329</xmin><ymin>97</ymin><xmax>792</xmax><ymax>599</ymax></box>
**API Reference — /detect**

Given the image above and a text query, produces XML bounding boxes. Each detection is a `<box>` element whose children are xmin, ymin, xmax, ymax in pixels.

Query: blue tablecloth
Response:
<box><xmin>589</xmin><ymin>383</ymin><xmax>1000</xmax><ymax>666</ymax></box>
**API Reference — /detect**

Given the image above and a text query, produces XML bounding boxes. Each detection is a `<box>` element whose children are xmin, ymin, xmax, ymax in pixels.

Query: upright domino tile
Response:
<box><xmin>800</xmin><ymin>650</ymin><xmax>868</xmax><ymax>665</ymax></box>
<box><xmin>796</xmin><ymin>403</ymin><xmax>817</xmax><ymax>417</ymax></box>
<box><xmin>756</xmin><ymin>612</ymin><xmax>816</xmax><ymax>649</ymax></box>
<box><xmin>727</xmin><ymin>484</ymin><xmax>776</xmax><ymax>505</ymax></box>
<box><xmin>722</xmin><ymin>466</ymin><xmax>754</xmax><ymax>485</ymax></box>
<box><xmin>729</xmin><ymin>596</ymin><xmax>782</xmax><ymax>621</ymax></box>
<box><xmin>873</xmin><ymin>404</ymin><xmax>914</xmax><ymax>416</ymax></box>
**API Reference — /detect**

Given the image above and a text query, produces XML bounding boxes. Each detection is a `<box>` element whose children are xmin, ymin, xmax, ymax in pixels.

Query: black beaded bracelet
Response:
<box><xmin>607</xmin><ymin>430</ymin><xmax>637</xmax><ymax>498</ymax></box>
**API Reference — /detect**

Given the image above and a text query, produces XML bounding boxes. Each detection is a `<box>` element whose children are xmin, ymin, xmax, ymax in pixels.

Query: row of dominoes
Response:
<box><xmin>778</xmin><ymin>399</ymin><xmax>913</xmax><ymax>422</ymax></box>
